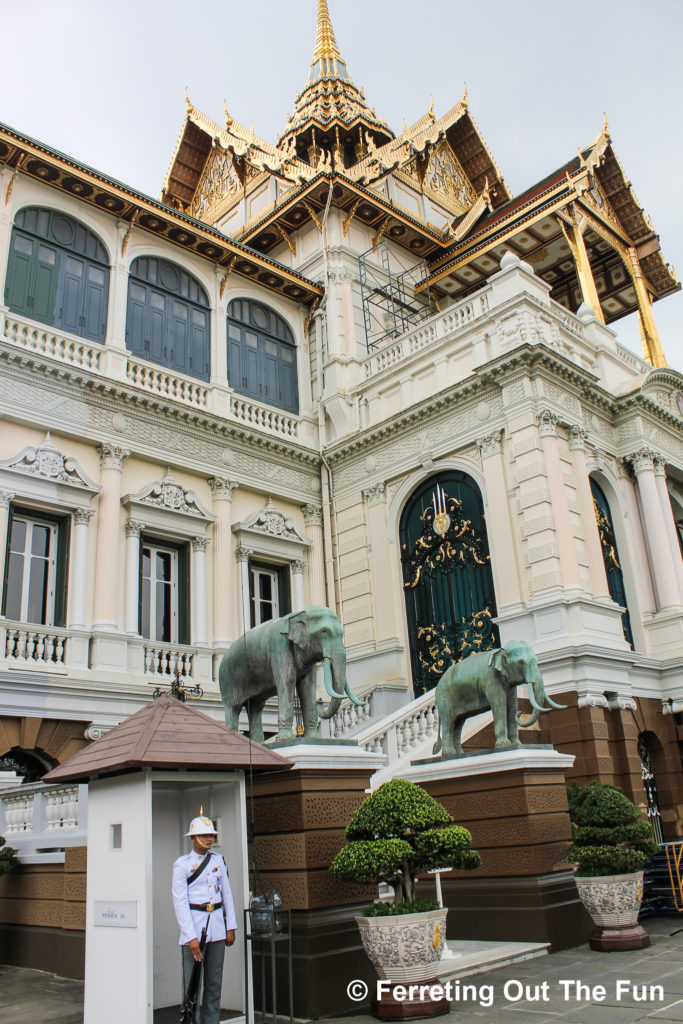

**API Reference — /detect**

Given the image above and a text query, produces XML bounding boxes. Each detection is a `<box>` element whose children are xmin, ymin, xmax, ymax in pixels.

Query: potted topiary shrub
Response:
<box><xmin>565</xmin><ymin>781</ymin><xmax>658</xmax><ymax>951</ymax></box>
<box><xmin>0</xmin><ymin>836</ymin><xmax>19</xmax><ymax>877</ymax></box>
<box><xmin>330</xmin><ymin>779</ymin><xmax>480</xmax><ymax>1014</ymax></box>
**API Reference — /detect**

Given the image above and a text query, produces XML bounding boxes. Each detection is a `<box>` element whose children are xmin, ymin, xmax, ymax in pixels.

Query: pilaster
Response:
<box><xmin>209</xmin><ymin>478</ymin><xmax>238</xmax><ymax>645</ymax></box>
<box><xmin>302</xmin><ymin>503</ymin><xmax>326</xmax><ymax>607</ymax></box>
<box><xmin>568</xmin><ymin>428</ymin><xmax>610</xmax><ymax>600</ymax></box>
<box><xmin>93</xmin><ymin>445</ymin><xmax>129</xmax><ymax>631</ymax></box>
<box><xmin>362</xmin><ymin>482</ymin><xmax>402</xmax><ymax>645</ymax></box>
<box><xmin>0</xmin><ymin>490</ymin><xmax>14</xmax><ymax>598</ymax></box>
<box><xmin>69</xmin><ymin>509</ymin><xmax>95</xmax><ymax>630</ymax></box>
<box><xmin>476</xmin><ymin>430</ymin><xmax>522</xmax><ymax>610</ymax></box>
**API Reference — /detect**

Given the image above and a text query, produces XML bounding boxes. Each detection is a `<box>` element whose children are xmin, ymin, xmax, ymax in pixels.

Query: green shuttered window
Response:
<box><xmin>227</xmin><ymin>299</ymin><xmax>299</xmax><ymax>414</ymax></box>
<box><xmin>126</xmin><ymin>257</ymin><xmax>211</xmax><ymax>382</ymax></box>
<box><xmin>5</xmin><ymin>208</ymin><xmax>109</xmax><ymax>343</ymax></box>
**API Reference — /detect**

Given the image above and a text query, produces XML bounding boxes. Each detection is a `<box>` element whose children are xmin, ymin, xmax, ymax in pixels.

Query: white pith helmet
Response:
<box><xmin>185</xmin><ymin>808</ymin><xmax>217</xmax><ymax>837</ymax></box>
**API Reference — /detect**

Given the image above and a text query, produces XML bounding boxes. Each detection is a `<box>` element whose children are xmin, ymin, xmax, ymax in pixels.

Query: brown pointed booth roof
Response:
<box><xmin>43</xmin><ymin>695</ymin><xmax>292</xmax><ymax>783</ymax></box>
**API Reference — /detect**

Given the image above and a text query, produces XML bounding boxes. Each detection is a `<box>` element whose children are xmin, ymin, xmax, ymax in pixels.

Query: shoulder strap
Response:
<box><xmin>187</xmin><ymin>852</ymin><xmax>212</xmax><ymax>886</ymax></box>
<box><xmin>222</xmin><ymin>855</ymin><xmax>229</xmax><ymax>878</ymax></box>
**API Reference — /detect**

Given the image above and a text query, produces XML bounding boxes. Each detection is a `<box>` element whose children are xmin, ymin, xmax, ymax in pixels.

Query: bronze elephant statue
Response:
<box><xmin>219</xmin><ymin>605</ymin><xmax>363</xmax><ymax>744</ymax></box>
<box><xmin>433</xmin><ymin>639</ymin><xmax>564</xmax><ymax>758</ymax></box>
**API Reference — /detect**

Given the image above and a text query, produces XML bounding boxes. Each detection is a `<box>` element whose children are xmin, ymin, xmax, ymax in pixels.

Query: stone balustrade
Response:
<box><xmin>0</xmin><ymin>782</ymin><xmax>87</xmax><ymax>861</ymax></box>
<box><xmin>3</xmin><ymin>621</ymin><xmax>69</xmax><ymax>671</ymax></box>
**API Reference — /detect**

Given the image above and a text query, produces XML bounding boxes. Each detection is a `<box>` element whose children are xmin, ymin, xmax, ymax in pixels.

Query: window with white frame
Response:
<box><xmin>139</xmin><ymin>538</ymin><xmax>189</xmax><ymax>644</ymax></box>
<box><xmin>250</xmin><ymin>564</ymin><xmax>283</xmax><ymax>626</ymax></box>
<box><xmin>3</xmin><ymin>509</ymin><xmax>68</xmax><ymax>626</ymax></box>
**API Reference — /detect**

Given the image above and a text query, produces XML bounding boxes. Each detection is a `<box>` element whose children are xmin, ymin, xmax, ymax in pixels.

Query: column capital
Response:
<box><xmin>302</xmin><ymin>503</ymin><xmax>323</xmax><ymax>527</ymax></box>
<box><xmin>568</xmin><ymin>426</ymin><xmax>589</xmax><ymax>452</ymax></box>
<box><xmin>537</xmin><ymin>409</ymin><xmax>559</xmax><ymax>437</ymax></box>
<box><xmin>125</xmin><ymin>519</ymin><xmax>144</xmax><ymax>538</ymax></box>
<box><xmin>606</xmin><ymin>694</ymin><xmax>638</xmax><ymax>712</ymax></box>
<box><xmin>362</xmin><ymin>482</ymin><xmax>386</xmax><ymax>507</ymax></box>
<box><xmin>0</xmin><ymin>490</ymin><xmax>15</xmax><ymax>509</ymax></box>
<box><xmin>577</xmin><ymin>692</ymin><xmax>609</xmax><ymax>709</ymax></box>
<box><xmin>627</xmin><ymin>447</ymin><xmax>656</xmax><ymax>474</ymax></box>
<box><xmin>84</xmin><ymin>724</ymin><xmax>113</xmax><ymax>741</ymax></box>
<box><xmin>291</xmin><ymin>559</ymin><xmax>307</xmax><ymax>575</ymax></box>
<box><xmin>235</xmin><ymin>544</ymin><xmax>252</xmax><ymax>563</ymax></box>
<box><xmin>98</xmin><ymin>444</ymin><xmax>130</xmax><ymax>470</ymax></box>
<box><xmin>191</xmin><ymin>536</ymin><xmax>210</xmax><ymax>552</ymax></box>
<box><xmin>653</xmin><ymin>454</ymin><xmax>667</xmax><ymax>477</ymax></box>
<box><xmin>73</xmin><ymin>508</ymin><xmax>95</xmax><ymax>526</ymax></box>
<box><xmin>208</xmin><ymin>477</ymin><xmax>239</xmax><ymax>500</ymax></box>
<box><xmin>476</xmin><ymin>430</ymin><xmax>504</xmax><ymax>459</ymax></box>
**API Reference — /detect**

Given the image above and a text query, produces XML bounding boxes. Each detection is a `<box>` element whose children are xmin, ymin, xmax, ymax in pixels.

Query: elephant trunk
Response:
<box><xmin>516</xmin><ymin>706</ymin><xmax>540</xmax><ymax>729</ymax></box>
<box><xmin>317</xmin><ymin>649</ymin><xmax>365</xmax><ymax>719</ymax></box>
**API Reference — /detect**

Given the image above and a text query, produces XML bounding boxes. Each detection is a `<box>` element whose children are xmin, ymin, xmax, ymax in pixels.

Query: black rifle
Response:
<box><xmin>179</xmin><ymin>923</ymin><xmax>208</xmax><ymax>1024</ymax></box>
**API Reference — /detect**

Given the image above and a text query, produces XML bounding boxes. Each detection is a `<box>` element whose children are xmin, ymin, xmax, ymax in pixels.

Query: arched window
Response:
<box><xmin>4</xmin><ymin>207</ymin><xmax>109</xmax><ymax>343</ymax></box>
<box><xmin>227</xmin><ymin>299</ymin><xmax>299</xmax><ymax>414</ymax></box>
<box><xmin>126</xmin><ymin>257</ymin><xmax>210</xmax><ymax>381</ymax></box>
<box><xmin>591</xmin><ymin>478</ymin><xmax>634</xmax><ymax>648</ymax></box>
<box><xmin>400</xmin><ymin>471</ymin><xmax>499</xmax><ymax>695</ymax></box>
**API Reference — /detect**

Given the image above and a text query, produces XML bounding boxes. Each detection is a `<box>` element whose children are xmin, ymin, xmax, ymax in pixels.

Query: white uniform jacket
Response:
<box><xmin>172</xmin><ymin>850</ymin><xmax>237</xmax><ymax>945</ymax></box>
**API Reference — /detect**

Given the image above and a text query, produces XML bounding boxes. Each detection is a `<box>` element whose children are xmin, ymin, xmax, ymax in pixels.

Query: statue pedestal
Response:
<box><xmin>247</xmin><ymin>745</ymin><xmax>385</xmax><ymax>1020</ymax></box>
<box><xmin>403</xmin><ymin>748</ymin><xmax>591</xmax><ymax>951</ymax></box>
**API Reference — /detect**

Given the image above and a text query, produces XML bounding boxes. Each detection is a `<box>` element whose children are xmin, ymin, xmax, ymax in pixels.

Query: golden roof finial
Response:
<box><xmin>313</xmin><ymin>0</ymin><xmax>343</xmax><ymax>63</ymax></box>
<box><xmin>223</xmin><ymin>101</ymin><xmax>233</xmax><ymax>129</ymax></box>
<box><xmin>462</xmin><ymin>82</ymin><xmax>468</xmax><ymax>108</ymax></box>
<box><xmin>603</xmin><ymin>112</ymin><xmax>611</xmax><ymax>139</ymax></box>
<box><xmin>428</xmin><ymin>95</ymin><xmax>436</xmax><ymax>120</ymax></box>
<box><xmin>184</xmin><ymin>87</ymin><xmax>193</xmax><ymax>114</ymax></box>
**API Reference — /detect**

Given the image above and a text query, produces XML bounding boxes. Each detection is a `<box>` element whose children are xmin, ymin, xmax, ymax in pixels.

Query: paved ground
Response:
<box><xmin>3</xmin><ymin>916</ymin><xmax>683</xmax><ymax>1023</ymax></box>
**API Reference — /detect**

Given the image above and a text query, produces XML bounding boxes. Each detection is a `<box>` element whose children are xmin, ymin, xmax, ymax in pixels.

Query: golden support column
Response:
<box><xmin>476</xmin><ymin>431</ymin><xmax>522</xmax><ymax>610</ymax></box>
<box><xmin>537</xmin><ymin>411</ymin><xmax>583</xmax><ymax>591</ymax></box>
<box><xmin>567</xmin><ymin>427</ymin><xmax>610</xmax><ymax>600</ymax></box>
<box><xmin>559</xmin><ymin>212</ymin><xmax>605</xmax><ymax>323</ymax></box>
<box><xmin>208</xmin><ymin>478</ymin><xmax>238</xmax><ymax>645</ymax></box>
<box><xmin>93</xmin><ymin>445</ymin><xmax>129</xmax><ymax>630</ymax></box>
<box><xmin>627</xmin><ymin>247</ymin><xmax>667</xmax><ymax>368</ymax></box>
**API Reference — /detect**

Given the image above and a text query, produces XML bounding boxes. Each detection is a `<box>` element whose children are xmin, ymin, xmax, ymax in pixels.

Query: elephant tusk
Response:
<box><xmin>527</xmin><ymin>687</ymin><xmax>547</xmax><ymax>712</ymax></box>
<box><xmin>323</xmin><ymin>657</ymin><xmax>345</xmax><ymax>699</ymax></box>
<box><xmin>543</xmin><ymin>694</ymin><xmax>567</xmax><ymax>710</ymax></box>
<box><xmin>345</xmin><ymin>679</ymin><xmax>365</xmax><ymax>707</ymax></box>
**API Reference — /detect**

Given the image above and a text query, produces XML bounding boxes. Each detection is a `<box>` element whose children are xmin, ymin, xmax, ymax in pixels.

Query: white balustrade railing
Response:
<box><xmin>126</xmin><ymin>360</ymin><xmax>209</xmax><ymax>407</ymax></box>
<box><xmin>4</xmin><ymin>623</ymin><xmax>68</xmax><ymax>668</ymax></box>
<box><xmin>356</xmin><ymin>688</ymin><xmax>440</xmax><ymax>761</ymax></box>
<box><xmin>0</xmin><ymin>782</ymin><xmax>87</xmax><ymax>861</ymax></box>
<box><xmin>363</xmin><ymin>291</ymin><xmax>491</xmax><ymax>379</ymax></box>
<box><xmin>2</xmin><ymin>312</ymin><xmax>102</xmax><ymax>370</ymax></box>
<box><xmin>230</xmin><ymin>395</ymin><xmax>299</xmax><ymax>438</ymax></box>
<box><xmin>143</xmin><ymin>642</ymin><xmax>194</xmax><ymax>679</ymax></box>
<box><xmin>328</xmin><ymin>690</ymin><xmax>374</xmax><ymax>738</ymax></box>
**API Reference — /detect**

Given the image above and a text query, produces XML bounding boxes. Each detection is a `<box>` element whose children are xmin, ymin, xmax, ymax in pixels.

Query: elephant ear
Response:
<box><xmin>489</xmin><ymin>648</ymin><xmax>508</xmax><ymax>674</ymax></box>
<box><xmin>283</xmin><ymin>612</ymin><xmax>308</xmax><ymax>649</ymax></box>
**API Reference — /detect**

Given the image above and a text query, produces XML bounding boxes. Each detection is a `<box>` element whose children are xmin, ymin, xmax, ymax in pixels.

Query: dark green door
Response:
<box><xmin>400</xmin><ymin>472</ymin><xmax>500</xmax><ymax>695</ymax></box>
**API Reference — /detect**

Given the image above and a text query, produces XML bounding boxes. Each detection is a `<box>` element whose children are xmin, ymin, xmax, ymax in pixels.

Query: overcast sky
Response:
<box><xmin>4</xmin><ymin>0</ymin><xmax>682</xmax><ymax>367</ymax></box>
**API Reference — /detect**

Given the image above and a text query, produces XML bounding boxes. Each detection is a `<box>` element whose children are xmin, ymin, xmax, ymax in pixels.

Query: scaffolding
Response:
<box><xmin>359</xmin><ymin>239</ymin><xmax>433</xmax><ymax>351</ymax></box>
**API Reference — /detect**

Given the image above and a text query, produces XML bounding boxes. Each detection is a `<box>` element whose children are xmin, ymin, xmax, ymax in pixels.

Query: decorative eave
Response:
<box><xmin>0</xmin><ymin>123</ymin><xmax>323</xmax><ymax>307</ymax></box>
<box><xmin>0</xmin><ymin>433</ymin><xmax>101</xmax><ymax>510</ymax></box>
<box><xmin>123</xmin><ymin>469</ymin><xmax>215</xmax><ymax>538</ymax></box>
<box><xmin>232</xmin><ymin>496</ymin><xmax>309</xmax><ymax>561</ymax></box>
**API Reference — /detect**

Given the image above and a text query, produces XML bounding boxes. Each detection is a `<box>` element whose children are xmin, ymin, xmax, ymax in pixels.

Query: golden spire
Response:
<box><xmin>313</xmin><ymin>0</ymin><xmax>342</xmax><ymax>63</ymax></box>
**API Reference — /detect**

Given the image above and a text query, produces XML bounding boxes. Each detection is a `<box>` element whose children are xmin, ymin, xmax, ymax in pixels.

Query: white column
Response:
<box><xmin>0</xmin><ymin>490</ymin><xmax>14</xmax><ymax>600</ymax></box>
<box><xmin>538</xmin><ymin>410</ymin><xmax>583</xmax><ymax>590</ymax></box>
<box><xmin>631</xmin><ymin>449</ymin><xmax>682</xmax><ymax>610</ymax></box>
<box><xmin>208</xmin><ymin>478</ymin><xmax>238</xmax><ymax>644</ymax></box>
<box><xmin>617</xmin><ymin>462</ymin><xmax>656</xmax><ymax>614</ymax></box>
<box><xmin>191</xmin><ymin>537</ymin><xmax>209</xmax><ymax>646</ymax></box>
<box><xmin>291</xmin><ymin>560</ymin><xmax>307</xmax><ymax>612</ymax></box>
<box><xmin>236</xmin><ymin>545</ymin><xmax>252</xmax><ymax>635</ymax></box>
<box><xmin>568</xmin><ymin>427</ymin><xmax>610</xmax><ymax>600</ymax></box>
<box><xmin>362</xmin><ymin>482</ymin><xmax>403</xmax><ymax>643</ymax></box>
<box><xmin>654</xmin><ymin>456</ymin><xmax>683</xmax><ymax>600</ymax></box>
<box><xmin>302</xmin><ymin>503</ymin><xmax>326</xmax><ymax>606</ymax></box>
<box><xmin>69</xmin><ymin>509</ymin><xmax>95</xmax><ymax>629</ymax></box>
<box><xmin>476</xmin><ymin>431</ymin><xmax>522</xmax><ymax>609</ymax></box>
<box><xmin>124</xmin><ymin>520</ymin><xmax>143</xmax><ymax>635</ymax></box>
<box><xmin>93</xmin><ymin>445</ymin><xmax>129</xmax><ymax>631</ymax></box>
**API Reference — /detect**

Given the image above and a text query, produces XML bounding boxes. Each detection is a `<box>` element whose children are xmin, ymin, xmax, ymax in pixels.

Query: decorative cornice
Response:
<box><xmin>208</xmin><ymin>477</ymin><xmax>239</xmax><ymax>501</ymax></box>
<box><xmin>363</xmin><ymin>482</ymin><xmax>386</xmax><ymax>507</ymax></box>
<box><xmin>98</xmin><ymin>444</ymin><xmax>130</xmax><ymax>471</ymax></box>
<box><xmin>476</xmin><ymin>430</ymin><xmax>503</xmax><ymax>459</ymax></box>
<box><xmin>302</xmin><ymin>503</ymin><xmax>323</xmax><ymax>527</ymax></box>
<box><xmin>577</xmin><ymin>692</ymin><xmax>609</xmax><ymax>709</ymax></box>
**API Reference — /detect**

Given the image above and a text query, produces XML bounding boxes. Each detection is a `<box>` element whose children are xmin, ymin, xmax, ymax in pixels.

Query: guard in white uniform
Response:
<box><xmin>172</xmin><ymin>812</ymin><xmax>237</xmax><ymax>1024</ymax></box>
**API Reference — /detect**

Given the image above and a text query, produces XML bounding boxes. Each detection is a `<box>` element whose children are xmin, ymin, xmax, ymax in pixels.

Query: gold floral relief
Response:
<box><xmin>424</xmin><ymin>141</ymin><xmax>476</xmax><ymax>217</ymax></box>
<box><xmin>190</xmin><ymin>149</ymin><xmax>241</xmax><ymax>221</ymax></box>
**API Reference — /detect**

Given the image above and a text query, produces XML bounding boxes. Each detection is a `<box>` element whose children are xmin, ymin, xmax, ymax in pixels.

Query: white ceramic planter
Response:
<box><xmin>355</xmin><ymin>907</ymin><xmax>448</xmax><ymax>983</ymax></box>
<box><xmin>574</xmin><ymin>871</ymin><xmax>644</xmax><ymax>928</ymax></box>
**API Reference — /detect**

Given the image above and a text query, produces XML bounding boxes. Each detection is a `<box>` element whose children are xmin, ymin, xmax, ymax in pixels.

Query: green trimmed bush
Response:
<box><xmin>565</xmin><ymin>781</ymin><xmax>658</xmax><ymax>877</ymax></box>
<box><xmin>0</xmin><ymin>836</ymin><xmax>19</xmax><ymax>876</ymax></box>
<box><xmin>330</xmin><ymin>778</ymin><xmax>481</xmax><ymax>909</ymax></box>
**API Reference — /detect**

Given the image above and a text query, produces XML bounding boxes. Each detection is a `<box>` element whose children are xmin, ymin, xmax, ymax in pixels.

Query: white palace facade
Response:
<box><xmin>1</xmin><ymin>1</ymin><xmax>683</xmax><ymax>863</ymax></box>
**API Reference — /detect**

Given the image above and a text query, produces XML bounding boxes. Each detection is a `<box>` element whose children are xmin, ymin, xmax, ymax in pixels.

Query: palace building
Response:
<box><xmin>1</xmin><ymin>0</ymin><xmax>683</xmax><ymax>982</ymax></box>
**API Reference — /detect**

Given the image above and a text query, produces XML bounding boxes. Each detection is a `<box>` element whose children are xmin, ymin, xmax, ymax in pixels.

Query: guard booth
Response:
<box><xmin>44</xmin><ymin>694</ymin><xmax>291</xmax><ymax>1024</ymax></box>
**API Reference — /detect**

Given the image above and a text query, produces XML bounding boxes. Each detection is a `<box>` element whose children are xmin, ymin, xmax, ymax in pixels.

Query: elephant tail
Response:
<box><xmin>432</xmin><ymin>719</ymin><xmax>442</xmax><ymax>756</ymax></box>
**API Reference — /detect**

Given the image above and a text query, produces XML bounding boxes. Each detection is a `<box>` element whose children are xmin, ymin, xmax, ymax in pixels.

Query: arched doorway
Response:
<box><xmin>400</xmin><ymin>471</ymin><xmax>499</xmax><ymax>695</ymax></box>
<box><xmin>0</xmin><ymin>747</ymin><xmax>56</xmax><ymax>783</ymax></box>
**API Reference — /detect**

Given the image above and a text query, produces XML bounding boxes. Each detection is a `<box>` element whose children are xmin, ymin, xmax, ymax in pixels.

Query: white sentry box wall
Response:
<box><xmin>84</xmin><ymin>770</ymin><xmax>250</xmax><ymax>1024</ymax></box>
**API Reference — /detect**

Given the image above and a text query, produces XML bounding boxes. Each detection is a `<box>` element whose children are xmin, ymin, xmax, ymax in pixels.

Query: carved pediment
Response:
<box><xmin>0</xmin><ymin>433</ymin><xmax>98</xmax><ymax>491</ymax></box>
<box><xmin>123</xmin><ymin>469</ymin><xmax>215</xmax><ymax>536</ymax></box>
<box><xmin>242</xmin><ymin>497</ymin><xmax>308</xmax><ymax>543</ymax></box>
